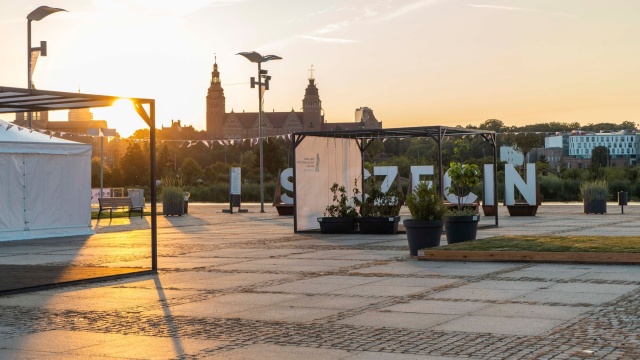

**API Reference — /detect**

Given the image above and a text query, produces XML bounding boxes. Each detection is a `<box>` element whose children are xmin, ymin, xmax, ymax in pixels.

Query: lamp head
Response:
<box><xmin>27</xmin><ymin>6</ymin><xmax>67</xmax><ymax>21</ymax></box>
<box><xmin>237</xmin><ymin>51</ymin><xmax>282</xmax><ymax>63</ymax></box>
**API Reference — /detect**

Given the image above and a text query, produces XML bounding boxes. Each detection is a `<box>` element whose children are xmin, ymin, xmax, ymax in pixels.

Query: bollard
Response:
<box><xmin>618</xmin><ymin>191</ymin><xmax>628</xmax><ymax>214</ymax></box>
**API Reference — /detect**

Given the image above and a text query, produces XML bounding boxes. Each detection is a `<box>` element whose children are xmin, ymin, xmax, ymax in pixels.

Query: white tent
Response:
<box><xmin>0</xmin><ymin>119</ymin><xmax>93</xmax><ymax>241</ymax></box>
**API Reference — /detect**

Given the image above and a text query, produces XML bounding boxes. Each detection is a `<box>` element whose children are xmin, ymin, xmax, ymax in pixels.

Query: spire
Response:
<box><xmin>210</xmin><ymin>54</ymin><xmax>221</xmax><ymax>87</ymax></box>
<box><xmin>308</xmin><ymin>64</ymin><xmax>315</xmax><ymax>81</ymax></box>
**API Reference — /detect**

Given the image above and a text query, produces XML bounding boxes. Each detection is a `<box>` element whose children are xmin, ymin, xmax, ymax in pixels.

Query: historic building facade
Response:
<box><xmin>206</xmin><ymin>61</ymin><xmax>381</xmax><ymax>139</ymax></box>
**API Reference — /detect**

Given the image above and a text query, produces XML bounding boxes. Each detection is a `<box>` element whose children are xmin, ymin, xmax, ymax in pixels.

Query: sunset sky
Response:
<box><xmin>1</xmin><ymin>0</ymin><xmax>639</xmax><ymax>137</ymax></box>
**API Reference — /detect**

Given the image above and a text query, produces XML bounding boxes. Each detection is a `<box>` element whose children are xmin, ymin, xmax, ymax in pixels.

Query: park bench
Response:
<box><xmin>98</xmin><ymin>197</ymin><xmax>143</xmax><ymax>220</ymax></box>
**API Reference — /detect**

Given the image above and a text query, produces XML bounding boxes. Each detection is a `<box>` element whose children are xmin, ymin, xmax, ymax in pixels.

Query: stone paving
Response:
<box><xmin>0</xmin><ymin>203</ymin><xmax>639</xmax><ymax>359</ymax></box>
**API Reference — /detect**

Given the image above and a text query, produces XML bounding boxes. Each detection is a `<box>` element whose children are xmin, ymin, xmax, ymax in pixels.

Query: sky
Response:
<box><xmin>1</xmin><ymin>0</ymin><xmax>640</xmax><ymax>137</ymax></box>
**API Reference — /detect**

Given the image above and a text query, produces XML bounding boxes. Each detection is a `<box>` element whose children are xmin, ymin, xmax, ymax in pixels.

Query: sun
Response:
<box><xmin>93</xmin><ymin>99</ymin><xmax>146</xmax><ymax>138</ymax></box>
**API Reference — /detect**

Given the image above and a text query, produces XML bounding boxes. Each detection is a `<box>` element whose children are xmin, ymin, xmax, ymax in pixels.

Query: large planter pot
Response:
<box><xmin>317</xmin><ymin>217</ymin><xmax>358</xmax><ymax>234</ymax></box>
<box><xmin>482</xmin><ymin>205</ymin><xmax>497</xmax><ymax>216</ymax></box>
<box><xmin>507</xmin><ymin>205</ymin><xmax>538</xmax><ymax>216</ymax></box>
<box><xmin>584</xmin><ymin>200</ymin><xmax>606</xmax><ymax>214</ymax></box>
<box><xmin>164</xmin><ymin>201</ymin><xmax>184</xmax><ymax>216</ymax></box>
<box><xmin>275</xmin><ymin>204</ymin><xmax>294</xmax><ymax>216</ymax></box>
<box><xmin>444</xmin><ymin>215</ymin><xmax>480</xmax><ymax>244</ymax></box>
<box><xmin>403</xmin><ymin>220</ymin><xmax>444</xmax><ymax>255</ymax></box>
<box><xmin>358</xmin><ymin>216</ymin><xmax>400</xmax><ymax>234</ymax></box>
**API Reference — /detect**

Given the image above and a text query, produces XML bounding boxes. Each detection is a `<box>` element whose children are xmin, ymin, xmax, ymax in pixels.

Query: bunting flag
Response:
<box><xmin>6</xmin><ymin>124</ymin><xmax>13</xmax><ymax>131</ymax></box>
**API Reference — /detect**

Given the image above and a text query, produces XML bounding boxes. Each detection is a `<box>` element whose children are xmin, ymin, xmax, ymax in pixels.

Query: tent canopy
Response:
<box><xmin>292</xmin><ymin>126</ymin><xmax>498</xmax><ymax>232</ymax></box>
<box><xmin>0</xmin><ymin>85</ymin><xmax>158</xmax><ymax>271</ymax></box>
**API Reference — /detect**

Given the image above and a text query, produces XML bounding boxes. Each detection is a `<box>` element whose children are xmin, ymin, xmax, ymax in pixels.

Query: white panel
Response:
<box><xmin>295</xmin><ymin>137</ymin><xmax>361</xmax><ymax>231</ymax></box>
<box><xmin>0</xmin><ymin>155</ymin><xmax>27</xmax><ymax>240</ymax></box>
<box><xmin>483</xmin><ymin>164</ymin><xmax>495</xmax><ymax>206</ymax></box>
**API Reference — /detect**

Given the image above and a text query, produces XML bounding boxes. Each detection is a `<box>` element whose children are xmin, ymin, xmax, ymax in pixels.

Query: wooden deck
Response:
<box><xmin>0</xmin><ymin>265</ymin><xmax>152</xmax><ymax>294</ymax></box>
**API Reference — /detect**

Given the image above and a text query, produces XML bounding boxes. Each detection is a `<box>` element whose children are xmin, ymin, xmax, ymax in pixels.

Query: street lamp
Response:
<box><xmin>237</xmin><ymin>51</ymin><xmax>282</xmax><ymax>213</ymax></box>
<box><xmin>27</xmin><ymin>6</ymin><xmax>67</xmax><ymax>129</ymax></box>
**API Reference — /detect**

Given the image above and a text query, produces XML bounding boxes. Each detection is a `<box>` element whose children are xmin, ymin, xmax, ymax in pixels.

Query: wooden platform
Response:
<box><xmin>0</xmin><ymin>265</ymin><xmax>152</xmax><ymax>294</ymax></box>
<box><xmin>417</xmin><ymin>250</ymin><xmax>640</xmax><ymax>264</ymax></box>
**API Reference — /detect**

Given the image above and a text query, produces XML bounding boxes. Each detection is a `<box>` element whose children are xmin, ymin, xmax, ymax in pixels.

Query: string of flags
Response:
<box><xmin>0</xmin><ymin>121</ymin><xmax>294</xmax><ymax>148</ymax></box>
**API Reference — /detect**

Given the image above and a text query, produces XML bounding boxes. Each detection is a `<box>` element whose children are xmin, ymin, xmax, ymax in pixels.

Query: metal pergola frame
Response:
<box><xmin>0</xmin><ymin>86</ymin><xmax>158</xmax><ymax>274</ymax></box>
<box><xmin>292</xmin><ymin>125</ymin><xmax>499</xmax><ymax>232</ymax></box>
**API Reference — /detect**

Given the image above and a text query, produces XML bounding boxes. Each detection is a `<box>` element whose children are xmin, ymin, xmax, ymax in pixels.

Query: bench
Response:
<box><xmin>98</xmin><ymin>197</ymin><xmax>143</xmax><ymax>220</ymax></box>
<box><xmin>444</xmin><ymin>199</ymin><xmax>480</xmax><ymax>214</ymax></box>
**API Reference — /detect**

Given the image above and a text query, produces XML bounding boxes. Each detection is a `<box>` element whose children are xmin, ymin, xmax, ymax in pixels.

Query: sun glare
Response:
<box><xmin>93</xmin><ymin>99</ymin><xmax>142</xmax><ymax>138</ymax></box>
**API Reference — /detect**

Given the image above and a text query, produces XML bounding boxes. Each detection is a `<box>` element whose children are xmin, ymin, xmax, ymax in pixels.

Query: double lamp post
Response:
<box><xmin>27</xmin><ymin>6</ymin><xmax>67</xmax><ymax>129</ymax></box>
<box><xmin>237</xmin><ymin>51</ymin><xmax>282</xmax><ymax>213</ymax></box>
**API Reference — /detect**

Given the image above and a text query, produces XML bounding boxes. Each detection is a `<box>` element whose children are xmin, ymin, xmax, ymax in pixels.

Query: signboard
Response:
<box><xmin>230</xmin><ymin>167</ymin><xmax>241</xmax><ymax>195</ymax></box>
<box><xmin>91</xmin><ymin>188</ymin><xmax>111</xmax><ymax>205</ymax></box>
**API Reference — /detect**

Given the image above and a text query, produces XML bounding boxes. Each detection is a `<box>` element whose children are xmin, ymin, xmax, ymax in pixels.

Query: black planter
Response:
<box><xmin>358</xmin><ymin>216</ymin><xmax>400</xmax><ymax>234</ymax></box>
<box><xmin>584</xmin><ymin>200</ymin><xmax>606</xmax><ymax>214</ymax></box>
<box><xmin>403</xmin><ymin>220</ymin><xmax>444</xmax><ymax>255</ymax></box>
<box><xmin>507</xmin><ymin>205</ymin><xmax>538</xmax><ymax>216</ymax></box>
<box><xmin>317</xmin><ymin>217</ymin><xmax>358</xmax><ymax>234</ymax></box>
<box><xmin>164</xmin><ymin>201</ymin><xmax>184</xmax><ymax>216</ymax></box>
<box><xmin>444</xmin><ymin>215</ymin><xmax>480</xmax><ymax>244</ymax></box>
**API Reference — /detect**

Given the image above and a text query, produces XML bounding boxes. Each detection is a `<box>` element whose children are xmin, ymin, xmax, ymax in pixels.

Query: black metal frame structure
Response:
<box><xmin>0</xmin><ymin>86</ymin><xmax>158</xmax><ymax>273</ymax></box>
<box><xmin>292</xmin><ymin>126</ymin><xmax>499</xmax><ymax>232</ymax></box>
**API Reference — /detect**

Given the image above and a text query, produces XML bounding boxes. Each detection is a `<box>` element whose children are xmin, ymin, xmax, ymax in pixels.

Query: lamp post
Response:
<box><xmin>237</xmin><ymin>51</ymin><xmax>282</xmax><ymax>213</ymax></box>
<box><xmin>27</xmin><ymin>6</ymin><xmax>67</xmax><ymax>129</ymax></box>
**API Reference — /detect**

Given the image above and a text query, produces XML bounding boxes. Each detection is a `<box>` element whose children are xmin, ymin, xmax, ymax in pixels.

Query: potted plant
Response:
<box><xmin>317</xmin><ymin>181</ymin><xmax>360</xmax><ymax>234</ymax></box>
<box><xmin>162</xmin><ymin>177</ymin><xmax>185</xmax><ymax>216</ymax></box>
<box><xmin>358</xmin><ymin>178</ymin><xmax>402</xmax><ymax>234</ymax></box>
<box><xmin>444</xmin><ymin>141</ymin><xmax>481</xmax><ymax>244</ymax></box>
<box><xmin>403</xmin><ymin>181</ymin><xmax>447</xmax><ymax>255</ymax></box>
<box><xmin>581</xmin><ymin>180</ymin><xmax>608</xmax><ymax>214</ymax></box>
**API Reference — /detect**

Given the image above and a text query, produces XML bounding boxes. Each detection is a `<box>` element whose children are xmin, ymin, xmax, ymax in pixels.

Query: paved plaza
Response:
<box><xmin>0</xmin><ymin>203</ymin><xmax>639</xmax><ymax>359</ymax></box>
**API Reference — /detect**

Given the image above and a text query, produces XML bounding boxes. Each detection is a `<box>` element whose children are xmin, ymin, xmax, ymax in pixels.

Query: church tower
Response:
<box><xmin>302</xmin><ymin>65</ymin><xmax>322</xmax><ymax>130</ymax></box>
<box><xmin>206</xmin><ymin>56</ymin><xmax>226</xmax><ymax>138</ymax></box>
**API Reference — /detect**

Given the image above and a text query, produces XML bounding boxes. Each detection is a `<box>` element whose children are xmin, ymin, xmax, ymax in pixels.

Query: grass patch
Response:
<box><xmin>437</xmin><ymin>236</ymin><xmax>640</xmax><ymax>253</ymax></box>
<box><xmin>91</xmin><ymin>211</ymin><xmax>161</xmax><ymax>220</ymax></box>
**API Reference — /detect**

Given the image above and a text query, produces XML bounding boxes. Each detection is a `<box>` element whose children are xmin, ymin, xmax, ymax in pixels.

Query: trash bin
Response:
<box><xmin>618</xmin><ymin>191</ymin><xmax>628</xmax><ymax>206</ymax></box>
<box><xmin>127</xmin><ymin>189</ymin><xmax>145</xmax><ymax>209</ymax></box>
<box><xmin>183</xmin><ymin>192</ymin><xmax>190</xmax><ymax>214</ymax></box>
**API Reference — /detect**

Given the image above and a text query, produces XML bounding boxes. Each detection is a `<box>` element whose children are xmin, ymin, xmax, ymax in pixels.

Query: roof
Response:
<box><xmin>0</xmin><ymin>86</ymin><xmax>153</xmax><ymax>114</ymax></box>
<box><xmin>227</xmin><ymin>111</ymin><xmax>303</xmax><ymax>129</ymax></box>
<box><xmin>0</xmin><ymin>119</ymin><xmax>91</xmax><ymax>155</ymax></box>
<box><xmin>294</xmin><ymin>125</ymin><xmax>495</xmax><ymax>140</ymax></box>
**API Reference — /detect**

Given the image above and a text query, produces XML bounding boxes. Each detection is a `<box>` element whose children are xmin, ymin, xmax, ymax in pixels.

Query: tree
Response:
<box><xmin>511</xmin><ymin>133</ymin><xmax>542</xmax><ymax>166</ymax></box>
<box><xmin>179</xmin><ymin>157</ymin><xmax>203</xmax><ymax>185</ymax></box>
<box><xmin>157</xmin><ymin>144</ymin><xmax>174</xmax><ymax>178</ymax></box>
<box><xmin>478</xmin><ymin>119</ymin><xmax>507</xmax><ymax>133</ymax></box>
<box><xmin>120</xmin><ymin>142</ymin><xmax>148</xmax><ymax>186</ymax></box>
<box><xmin>591</xmin><ymin>146</ymin><xmax>609</xmax><ymax>168</ymax></box>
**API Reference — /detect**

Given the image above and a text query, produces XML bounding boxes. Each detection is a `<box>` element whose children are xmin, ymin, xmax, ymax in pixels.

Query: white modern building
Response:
<box><xmin>568</xmin><ymin>131</ymin><xmax>639</xmax><ymax>165</ymax></box>
<box><xmin>500</xmin><ymin>146</ymin><xmax>525</xmax><ymax>166</ymax></box>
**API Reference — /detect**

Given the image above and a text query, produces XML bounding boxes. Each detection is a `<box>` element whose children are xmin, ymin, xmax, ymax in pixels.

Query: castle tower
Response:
<box><xmin>206</xmin><ymin>55</ymin><xmax>226</xmax><ymax>138</ymax></box>
<box><xmin>302</xmin><ymin>65</ymin><xmax>322</xmax><ymax>130</ymax></box>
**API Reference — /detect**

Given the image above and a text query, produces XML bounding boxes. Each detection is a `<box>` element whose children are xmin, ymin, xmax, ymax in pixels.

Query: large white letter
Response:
<box><xmin>443</xmin><ymin>167</ymin><xmax>478</xmax><ymax>205</ymax></box>
<box><xmin>280</xmin><ymin>168</ymin><xmax>294</xmax><ymax>204</ymax></box>
<box><xmin>410</xmin><ymin>166</ymin><xmax>434</xmax><ymax>193</ymax></box>
<box><xmin>504</xmin><ymin>163</ymin><xmax>537</xmax><ymax>205</ymax></box>
<box><xmin>483</xmin><ymin>164</ymin><xmax>495</xmax><ymax>206</ymax></box>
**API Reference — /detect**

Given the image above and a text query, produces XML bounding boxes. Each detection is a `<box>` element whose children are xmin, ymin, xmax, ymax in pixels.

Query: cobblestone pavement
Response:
<box><xmin>0</xmin><ymin>204</ymin><xmax>639</xmax><ymax>359</ymax></box>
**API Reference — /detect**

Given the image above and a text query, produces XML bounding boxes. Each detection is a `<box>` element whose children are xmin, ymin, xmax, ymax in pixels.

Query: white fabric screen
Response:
<box><xmin>295</xmin><ymin>137</ymin><xmax>362</xmax><ymax>231</ymax></box>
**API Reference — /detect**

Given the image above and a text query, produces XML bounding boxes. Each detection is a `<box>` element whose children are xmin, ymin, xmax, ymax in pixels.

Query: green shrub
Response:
<box><xmin>406</xmin><ymin>181</ymin><xmax>446</xmax><ymax>221</ymax></box>
<box><xmin>580</xmin><ymin>180</ymin><xmax>608</xmax><ymax>201</ymax></box>
<box><xmin>608</xmin><ymin>179</ymin><xmax>631</xmax><ymax>200</ymax></box>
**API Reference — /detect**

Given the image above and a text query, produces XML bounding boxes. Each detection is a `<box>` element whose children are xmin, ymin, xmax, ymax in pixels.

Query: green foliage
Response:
<box><xmin>161</xmin><ymin>177</ymin><xmax>184</xmax><ymax>206</ymax></box>
<box><xmin>580</xmin><ymin>180</ymin><xmax>608</xmax><ymax>201</ymax></box>
<box><xmin>406</xmin><ymin>181</ymin><xmax>446</xmax><ymax>221</ymax></box>
<box><xmin>324</xmin><ymin>182</ymin><xmax>360</xmax><ymax>218</ymax></box>
<box><xmin>179</xmin><ymin>157</ymin><xmax>204</xmax><ymax>185</ymax></box>
<box><xmin>591</xmin><ymin>146</ymin><xmax>609</xmax><ymax>167</ymax></box>
<box><xmin>361</xmin><ymin>178</ymin><xmax>401</xmax><ymax>217</ymax></box>
<box><xmin>608</xmin><ymin>179</ymin><xmax>631</xmax><ymax>200</ymax></box>
<box><xmin>446</xmin><ymin>140</ymin><xmax>481</xmax><ymax>213</ymax></box>
<box><xmin>511</xmin><ymin>133</ymin><xmax>542</xmax><ymax>165</ymax></box>
<box><xmin>120</xmin><ymin>142</ymin><xmax>149</xmax><ymax>186</ymax></box>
